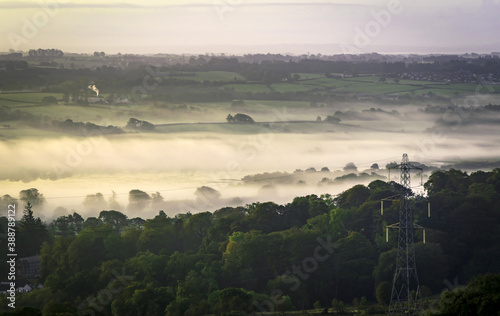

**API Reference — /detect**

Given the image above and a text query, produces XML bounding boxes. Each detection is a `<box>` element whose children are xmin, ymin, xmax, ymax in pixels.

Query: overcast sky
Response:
<box><xmin>1</xmin><ymin>0</ymin><xmax>499</xmax><ymax>55</ymax></box>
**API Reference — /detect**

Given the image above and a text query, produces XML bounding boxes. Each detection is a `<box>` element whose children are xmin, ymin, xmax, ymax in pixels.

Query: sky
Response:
<box><xmin>1</xmin><ymin>0</ymin><xmax>500</xmax><ymax>55</ymax></box>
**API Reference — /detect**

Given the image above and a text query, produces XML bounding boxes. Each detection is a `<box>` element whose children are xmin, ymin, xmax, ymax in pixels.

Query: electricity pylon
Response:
<box><xmin>384</xmin><ymin>153</ymin><xmax>424</xmax><ymax>315</ymax></box>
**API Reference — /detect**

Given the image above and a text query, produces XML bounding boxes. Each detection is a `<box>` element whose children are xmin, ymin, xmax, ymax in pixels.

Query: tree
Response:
<box><xmin>324</xmin><ymin>115</ymin><xmax>341</xmax><ymax>124</ymax></box>
<box><xmin>313</xmin><ymin>300</ymin><xmax>322</xmax><ymax>309</ymax></box>
<box><xmin>194</xmin><ymin>186</ymin><xmax>221</xmax><ymax>204</ymax></box>
<box><xmin>19</xmin><ymin>188</ymin><xmax>45</xmax><ymax>207</ymax></box>
<box><xmin>128</xmin><ymin>189</ymin><xmax>151</xmax><ymax>212</ymax></box>
<box><xmin>151</xmin><ymin>192</ymin><xmax>165</xmax><ymax>211</ymax></box>
<box><xmin>343</xmin><ymin>162</ymin><xmax>358</xmax><ymax>172</ymax></box>
<box><xmin>67</xmin><ymin>228</ymin><xmax>107</xmax><ymax>273</ymax></box>
<box><xmin>334</xmin><ymin>184</ymin><xmax>370</xmax><ymax>209</ymax></box>
<box><xmin>331</xmin><ymin>298</ymin><xmax>346</xmax><ymax>314</ymax></box>
<box><xmin>18</xmin><ymin>202</ymin><xmax>50</xmax><ymax>256</ymax></box>
<box><xmin>41</xmin><ymin>96</ymin><xmax>58</xmax><ymax>105</ymax></box>
<box><xmin>208</xmin><ymin>287</ymin><xmax>254</xmax><ymax>314</ymax></box>
<box><xmin>42</xmin><ymin>300</ymin><xmax>77</xmax><ymax>315</ymax></box>
<box><xmin>0</xmin><ymin>194</ymin><xmax>17</xmax><ymax>212</ymax></box>
<box><xmin>434</xmin><ymin>273</ymin><xmax>500</xmax><ymax>315</ymax></box>
<box><xmin>69</xmin><ymin>212</ymin><xmax>84</xmax><ymax>234</ymax></box>
<box><xmin>99</xmin><ymin>210</ymin><xmax>128</xmax><ymax>231</ymax></box>
<box><xmin>376</xmin><ymin>281</ymin><xmax>391</xmax><ymax>306</ymax></box>
<box><xmin>52</xmin><ymin>216</ymin><xmax>71</xmax><ymax>237</ymax></box>
<box><xmin>232</xmin><ymin>113</ymin><xmax>254</xmax><ymax>124</ymax></box>
<box><xmin>126</xmin><ymin>118</ymin><xmax>155</xmax><ymax>130</ymax></box>
<box><xmin>109</xmin><ymin>190</ymin><xmax>122</xmax><ymax>210</ymax></box>
<box><xmin>82</xmin><ymin>192</ymin><xmax>107</xmax><ymax>212</ymax></box>
<box><xmin>83</xmin><ymin>217</ymin><xmax>103</xmax><ymax>229</ymax></box>
<box><xmin>182</xmin><ymin>212</ymin><xmax>213</xmax><ymax>251</ymax></box>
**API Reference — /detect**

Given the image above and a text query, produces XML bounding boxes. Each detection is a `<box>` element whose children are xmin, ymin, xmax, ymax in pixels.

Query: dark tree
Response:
<box><xmin>18</xmin><ymin>202</ymin><xmax>50</xmax><ymax>256</ymax></box>
<box><xmin>99</xmin><ymin>210</ymin><xmax>128</xmax><ymax>231</ymax></box>
<box><xmin>232</xmin><ymin>113</ymin><xmax>254</xmax><ymax>124</ymax></box>
<box><xmin>343</xmin><ymin>162</ymin><xmax>358</xmax><ymax>172</ymax></box>
<box><xmin>126</xmin><ymin>117</ymin><xmax>155</xmax><ymax>130</ymax></box>
<box><xmin>128</xmin><ymin>189</ymin><xmax>151</xmax><ymax>212</ymax></box>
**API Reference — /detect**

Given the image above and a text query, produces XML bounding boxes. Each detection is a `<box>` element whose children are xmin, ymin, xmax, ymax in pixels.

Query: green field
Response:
<box><xmin>220</xmin><ymin>83</ymin><xmax>271</xmax><ymax>93</ymax></box>
<box><xmin>0</xmin><ymin>92</ymin><xmax>64</xmax><ymax>105</ymax></box>
<box><xmin>0</xmin><ymin>123</ymin><xmax>67</xmax><ymax>139</ymax></box>
<box><xmin>270</xmin><ymin>82</ymin><xmax>317</xmax><ymax>93</ymax></box>
<box><xmin>1</xmin><ymin>70</ymin><xmax>499</xmax><ymax>140</ymax></box>
<box><xmin>296</xmin><ymin>73</ymin><xmax>325</xmax><ymax>80</ymax></box>
<box><xmin>212</xmin><ymin>73</ymin><xmax>500</xmax><ymax>98</ymax></box>
<box><xmin>170</xmin><ymin>71</ymin><xmax>245</xmax><ymax>82</ymax></box>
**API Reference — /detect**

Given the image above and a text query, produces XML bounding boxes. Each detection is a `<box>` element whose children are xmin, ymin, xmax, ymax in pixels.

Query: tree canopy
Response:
<box><xmin>2</xmin><ymin>169</ymin><xmax>500</xmax><ymax>314</ymax></box>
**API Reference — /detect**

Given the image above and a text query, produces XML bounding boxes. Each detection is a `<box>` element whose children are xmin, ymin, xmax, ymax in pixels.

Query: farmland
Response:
<box><xmin>0</xmin><ymin>67</ymin><xmax>498</xmax><ymax>140</ymax></box>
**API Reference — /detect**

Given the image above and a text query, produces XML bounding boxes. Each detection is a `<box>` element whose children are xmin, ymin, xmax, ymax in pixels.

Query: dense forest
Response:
<box><xmin>1</xmin><ymin>168</ymin><xmax>500</xmax><ymax>315</ymax></box>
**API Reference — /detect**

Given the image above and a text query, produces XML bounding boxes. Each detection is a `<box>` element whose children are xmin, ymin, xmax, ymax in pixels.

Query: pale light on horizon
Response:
<box><xmin>1</xmin><ymin>0</ymin><xmax>499</xmax><ymax>54</ymax></box>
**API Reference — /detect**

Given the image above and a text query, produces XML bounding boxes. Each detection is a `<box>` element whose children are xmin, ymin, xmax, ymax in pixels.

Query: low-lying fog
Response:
<box><xmin>2</xmin><ymin>100</ymin><xmax>500</xmax><ymax>220</ymax></box>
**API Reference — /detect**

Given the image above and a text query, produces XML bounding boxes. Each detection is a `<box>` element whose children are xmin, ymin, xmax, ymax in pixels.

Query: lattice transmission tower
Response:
<box><xmin>382</xmin><ymin>153</ymin><xmax>427</xmax><ymax>315</ymax></box>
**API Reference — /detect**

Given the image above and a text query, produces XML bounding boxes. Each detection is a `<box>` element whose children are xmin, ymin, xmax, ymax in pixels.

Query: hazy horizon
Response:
<box><xmin>2</xmin><ymin>0</ymin><xmax>500</xmax><ymax>55</ymax></box>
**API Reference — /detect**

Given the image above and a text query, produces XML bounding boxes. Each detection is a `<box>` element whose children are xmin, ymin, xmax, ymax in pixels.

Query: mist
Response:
<box><xmin>3</xmin><ymin>101</ymin><xmax>500</xmax><ymax>220</ymax></box>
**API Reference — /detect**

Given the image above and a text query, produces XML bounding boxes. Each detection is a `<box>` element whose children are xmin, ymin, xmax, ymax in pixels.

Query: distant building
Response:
<box><xmin>0</xmin><ymin>280</ymin><xmax>33</xmax><ymax>293</ymax></box>
<box><xmin>18</xmin><ymin>256</ymin><xmax>40</xmax><ymax>279</ymax></box>
<box><xmin>88</xmin><ymin>97</ymin><xmax>108</xmax><ymax>104</ymax></box>
<box><xmin>114</xmin><ymin>97</ymin><xmax>129</xmax><ymax>104</ymax></box>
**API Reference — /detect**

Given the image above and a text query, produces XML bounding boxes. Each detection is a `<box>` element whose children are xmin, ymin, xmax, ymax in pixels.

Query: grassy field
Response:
<box><xmin>270</xmin><ymin>83</ymin><xmax>318</xmax><ymax>93</ymax></box>
<box><xmin>221</xmin><ymin>83</ymin><xmax>272</xmax><ymax>93</ymax></box>
<box><xmin>170</xmin><ymin>71</ymin><xmax>245</xmax><ymax>82</ymax></box>
<box><xmin>0</xmin><ymin>92</ymin><xmax>64</xmax><ymax>105</ymax></box>
<box><xmin>0</xmin><ymin>123</ymin><xmax>66</xmax><ymax>139</ymax></box>
<box><xmin>1</xmin><ymin>71</ymin><xmax>498</xmax><ymax>140</ymax></box>
<box><xmin>212</xmin><ymin>73</ymin><xmax>500</xmax><ymax>98</ymax></box>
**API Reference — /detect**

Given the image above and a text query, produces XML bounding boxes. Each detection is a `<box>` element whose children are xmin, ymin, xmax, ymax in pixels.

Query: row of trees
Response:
<box><xmin>170</xmin><ymin>56</ymin><xmax>500</xmax><ymax>78</ymax></box>
<box><xmin>28</xmin><ymin>49</ymin><xmax>63</xmax><ymax>58</ymax></box>
<box><xmin>3</xmin><ymin>54</ymin><xmax>499</xmax><ymax>103</ymax></box>
<box><xmin>1</xmin><ymin>169</ymin><xmax>500</xmax><ymax>314</ymax></box>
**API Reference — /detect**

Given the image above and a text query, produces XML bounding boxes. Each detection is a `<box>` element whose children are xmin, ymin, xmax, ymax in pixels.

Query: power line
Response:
<box><xmin>36</xmin><ymin>155</ymin><xmax>420</xmax><ymax>202</ymax></box>
<box><xmin>383</xmin><ymin>154</ymin><xmax>428</xmax><ymax>315</ymax></box>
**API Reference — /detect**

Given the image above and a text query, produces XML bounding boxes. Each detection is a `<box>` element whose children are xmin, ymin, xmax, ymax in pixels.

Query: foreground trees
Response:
<box><xmin>1</xmin><ymin>169</ymin><xmax>500</xmax><ymax>314</ymax></box>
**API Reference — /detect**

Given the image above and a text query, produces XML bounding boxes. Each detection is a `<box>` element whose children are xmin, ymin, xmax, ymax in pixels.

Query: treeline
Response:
<box><xmin>0</xmin><ymin>60</ymin><xmax>28</xmax><ymax>70</ymax></box>
<box><xmin>1</xmin><ymin>169</ymin><xmax>500</xmax><ymax>314</ymax></box>
<box><xmin>0</xmin><ymin>106</ymin><xmax>35</xmax><ymax>122</ymax></box>
<box><xmin>49</xmin><ymin>119</ymin><xmax>123</xmax><ymax>135</ymax></box>
<box><xmin>28</xmin><ymin>49</ymin><xmax>64</xmax><ymax>58</ymax></box>
<box><xmin>2</xmin><ymin>55</ymin><xmax>500</xmax><ymax>102</ymax></box>
<box><xmin>169</xmin><ymin>57</ymin><xmax>500</xmax><ymax>78</ymax></box>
